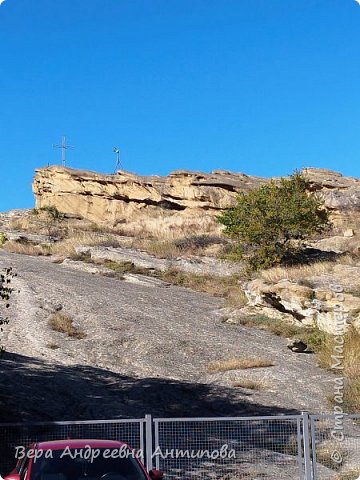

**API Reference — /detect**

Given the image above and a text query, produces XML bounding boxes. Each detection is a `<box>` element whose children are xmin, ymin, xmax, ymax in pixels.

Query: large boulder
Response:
<box><xmin>244</xmin><ymin>264</ymin><xmax>360</xmax><ymax>334</ymax></box>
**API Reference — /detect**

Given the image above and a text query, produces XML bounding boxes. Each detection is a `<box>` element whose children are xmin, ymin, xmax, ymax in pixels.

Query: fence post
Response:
<box><xmin>302</xmin><ymin>412</ymin><xmax>313</xmax><ymax>480</ymax></box>
<box><xmin>309</xmin><ymin>415</ymin><xmax>318</xmax><ymax>480</ymax></box>
<box><xmin>153</xmin><ymin>419</ymin><xmax>160</xmax><ymax>470</ymax></box>
<box><xmin>145</xmin><ymin>414</ymin><xmax>153</xmax><ymax>472</ymax></box>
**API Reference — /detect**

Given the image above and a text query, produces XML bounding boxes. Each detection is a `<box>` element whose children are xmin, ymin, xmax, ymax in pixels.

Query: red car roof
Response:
<box><xmin>36</xmin><ymin>439</ymin><xmax>129</xmax><ymax>450</ymax></box>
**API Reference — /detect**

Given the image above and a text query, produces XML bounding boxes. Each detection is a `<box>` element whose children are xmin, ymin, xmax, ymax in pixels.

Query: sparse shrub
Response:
<box><xmin>48</xmin><ymin>312</ymin><xmax>86</xmax><ymax>339</ymax></box>
<box><xmin>174</xmin><ymin>234</ymin><xmax>227</xmax><ymax>252</ymax></box>
<box><xmin>217</xmin><ymin>172</ymin><xmax>331</xmax><ymax>270</ymax></box>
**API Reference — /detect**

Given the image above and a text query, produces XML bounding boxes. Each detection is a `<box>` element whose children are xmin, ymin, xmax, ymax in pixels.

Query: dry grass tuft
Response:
<box><xmin>159</xmin><ymin>268</ymin><xmax>246</xmax><ymax>302</ymax></box>
<box><xmin>259</xmin><ymin>254</ymin><xmax>360</xmax><ymax>285</ymax></box>
<box><xmin>3</xmin><ymin>241</ymin><xmax>51</xmax><ymax>256</ymax></box>
<box><xmin>114</xmin><ymin>213</ymin><xmax>222</xmax><ymax>240</ymax></box>
<box><xmin>318</xmin><ymin>327</ymin><xmax>360</xmax><ymax>412</ymax></box>
<box><xmin>208</xmin><ymin>358</ymin><xmax>274</xmax><ymax>373</ymax></box>
<box><xmin>103</xmin><ymin>260</ymin><xmax>136</xmax><ymax>273</ymax></box>
<box><xmin>51</xmin><ymin>233</ymin><xmax>122</xmax><ymax>257</ymax></box>
<box><xmin>318</xmin><ymin>327</ymin><xmax>360</xmax><ymax>374</ymax></box>
<box><xmin>316</xmin><ymin>442</ymin><xmax>347</xmax><ymax>471</ymax></box>
<box><xmin>232</xmin><ymin>379</ymin><xmax>269</xmax><ymax>390</ymax></box>
<box><xmin>260</xmin><ymin>261</ymin><xmax>336</xmax><ymax>284</ymax></box>
<box><xmin>173</xmin><ymin>234</ymin><xmax>228</xmax><ymax>255</ymax></box>
<box><xmin>223</xmin><ymin>288</ymin><xmax>249</xmax><ymax>308</ymax></box>
<box><xmin>145</xmin><ymin>241</ymin><xmax>182</xmax><ymax>259</ymax></box>
<box><xmin>334</xmin><ymin>471</ymin><xmax>360</xmax><ymax>480</ymax></box>
<box><xmin>9</xmin><ymin>208</ymin><xmax>67</xmax><ymax>239</ymax></box>
<box><xmin>336</xmin><ymin>254</ymin><xmax>360</xmax><ymax>266</ymax></box>
<box><xmin>8</xmin><ymin>215</ymin><xmax>39</xmax><ymax>233</ymax></box>
<box><xmin>343</xmin><ymin>378</ymin><xmax>360</xmax><ymax>413</ymax></box>
<box><xmin>234</xmin><ymin>315</ymin><xmax>327</xmax><ymax>351</ymax></box>
<box><xmin>102</xmin><ymin>260</ymin><xmax>151</xmax><ymax>276</ymax></box>
<box><xmin>135</xmin><ymin>235</ymin><xmax>229</xmax><ymax>259</ymax></box>
<box><xmin>48</xmin><ymin>313</ymin><xmax>86</xmax><ymax>339</ymax></box>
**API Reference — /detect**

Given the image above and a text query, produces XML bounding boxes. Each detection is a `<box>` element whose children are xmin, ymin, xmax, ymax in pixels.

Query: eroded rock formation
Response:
<box><xmin>32</xmin><ymin>166</ymin><xmax>266</xmax><ymax>225</ymax></box>
<box><xmin>33</xmin><ymin>166</ymin><xmax>360</xmax><ymax>231</ymax></box>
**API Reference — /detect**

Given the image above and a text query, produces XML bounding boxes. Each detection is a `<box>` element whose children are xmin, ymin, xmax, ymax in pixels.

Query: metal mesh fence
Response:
<box><xmin>153</xmin><ymin>415</ymin><xmax>305</xmax><ymax>480</ymax></box>
<box><xmin>2</xmin><ymin>413</ymin><xmax>360</xmax><ymax>480</ymax></box>
<box><xmin>0</xmin><ymin>419</ymin><xmax>145</xmax><ymax>476</ymax></box>
<box><xmin>310</xmin><ymin>414</ymin><xmax>360</xmax><ymax>480</ymax></box>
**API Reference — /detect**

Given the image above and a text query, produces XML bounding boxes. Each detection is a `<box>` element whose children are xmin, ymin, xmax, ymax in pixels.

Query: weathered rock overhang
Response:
<box><xmin>32</xmin><ymin>166</ymin><xmax>360</xmax><ymax>225</ymax></box>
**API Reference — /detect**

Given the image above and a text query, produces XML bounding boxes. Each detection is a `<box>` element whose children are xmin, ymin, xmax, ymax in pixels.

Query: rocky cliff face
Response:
<box><xmin>32</xmin><ymin>166</ymin><xmax>266</xmax><ymax>224</ymax></box>
<box><xmin>33</xmin><ymin>166</ymin><xmax>360</xmax><ymax>229</ymax></box>
<box><xmin>303</xmin><ymin>168</ymin><xmax>360</xmax><ymax>226</ymax></box>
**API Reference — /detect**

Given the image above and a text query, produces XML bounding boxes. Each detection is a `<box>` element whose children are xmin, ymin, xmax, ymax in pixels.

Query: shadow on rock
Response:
<box><xmin>0</xmin><ymin>352</ymin><xmax>300</xmax><ymax>422</ymax></box>
<box><xmin>0</xmin><ymin>353</ymin><xmax>304</xmax><ymax>476</ymax></box>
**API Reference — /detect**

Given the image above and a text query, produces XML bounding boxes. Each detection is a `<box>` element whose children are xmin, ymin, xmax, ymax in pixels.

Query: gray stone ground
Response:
<box><xmin>0</xmin><ymin>250</ymin><xmax>333</xmax><ymax>422</ymax></box>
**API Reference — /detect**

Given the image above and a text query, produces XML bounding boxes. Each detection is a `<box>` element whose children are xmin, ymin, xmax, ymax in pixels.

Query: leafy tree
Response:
<box><xmin>217</xmin><ymin>172</ymin><xmax>331</xmax><ymax>270</ymax></box>
<box><xmin>0</xmin><ymin>267</ymin><xmax>15</xmax><ymax>356</ymax></box>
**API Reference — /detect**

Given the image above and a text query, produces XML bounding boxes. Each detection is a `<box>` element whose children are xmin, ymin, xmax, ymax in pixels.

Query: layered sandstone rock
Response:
<box><xmin>303</xmin><ymin>168</ymin><xmax>360</xmax><ymax>228</ymax></box>
<box><xmin>33</xmin><ymin>166</ymin><xmax>360</xmax><ymax>237</ymax></box>
<box><xmin>241</xmin><ymin>264</ymin><xmax>360</xmax><ymax>334</ymax></box>
<box><xmin>32</xmin><ymin>166</ymin><xmax>266</xmax><ymax>225</ymax></box>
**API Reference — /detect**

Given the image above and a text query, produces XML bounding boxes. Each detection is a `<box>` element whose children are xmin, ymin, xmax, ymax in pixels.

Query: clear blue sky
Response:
<box><xmin>1</xmin><ymin>0</ymin><xmax>360</xmax><ymax>210</ymax></box>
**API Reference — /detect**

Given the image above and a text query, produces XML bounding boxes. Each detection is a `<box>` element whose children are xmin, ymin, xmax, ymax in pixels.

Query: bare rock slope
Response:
<box><xmin>0</xmin><ymin>251</ymin><xmax>332</xmax><ymax>422</ymax></box>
